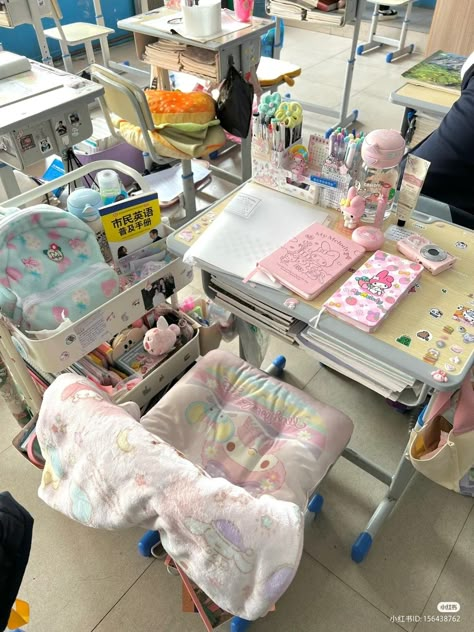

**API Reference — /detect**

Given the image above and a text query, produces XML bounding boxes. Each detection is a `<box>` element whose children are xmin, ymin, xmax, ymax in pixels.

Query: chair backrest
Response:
<box><xmin>89</xmin><ymin>64</ymin><xmax>155</xmax><ymax>132</ymax></box>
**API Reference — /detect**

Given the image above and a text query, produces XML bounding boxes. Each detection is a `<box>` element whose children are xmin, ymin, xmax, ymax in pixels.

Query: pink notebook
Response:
<box><xmin>255</xmin><ymin>223</ymin><xmax>366</xmax><ymax>300</ymax></box>
<box><xmin>324</xmin><ymin>250</ymin><xmax>423</xmax><ymax>332</ymax></box>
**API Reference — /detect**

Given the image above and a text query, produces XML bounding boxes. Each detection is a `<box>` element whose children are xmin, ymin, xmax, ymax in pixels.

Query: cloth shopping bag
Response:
<box><xmin>409</xmin><ymin>372</ymin><xmax>474</xmax><ymax>492</ymax></box>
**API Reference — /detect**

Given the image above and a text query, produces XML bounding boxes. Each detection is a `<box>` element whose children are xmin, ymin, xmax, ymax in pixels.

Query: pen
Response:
<box><xmin>329</xmin><ymin>132</ymin><xmax>336</xmax><ymax>158</ymax></box>
<box><xmin>345</xmin><ymin>141</ymin><xmax>356</xmax><ymax>169</ymax></box>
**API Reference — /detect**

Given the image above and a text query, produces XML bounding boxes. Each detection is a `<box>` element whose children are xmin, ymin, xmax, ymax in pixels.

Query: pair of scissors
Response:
<box><xmin>274</xmin><ymin>101</ymin><xmax>303</xmax><ymax>128</ymax></box>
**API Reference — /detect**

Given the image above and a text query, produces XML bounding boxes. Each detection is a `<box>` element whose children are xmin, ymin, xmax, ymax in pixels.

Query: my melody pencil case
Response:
<box><xmin>323</xmin><ymin>250</ymin><xmax>423</xmax><ymax>332</ymax></box>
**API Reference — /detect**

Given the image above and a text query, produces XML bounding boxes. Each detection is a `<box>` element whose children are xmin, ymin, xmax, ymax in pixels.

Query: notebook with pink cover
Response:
<box><xmin>255</xmin><ymin>223</ymin><xmax>366</xmax><ymax>300</ymax></box>
<box><xmin>323</xmin><ymin>250</ymin><xmax>423</xmax><ymax>332</ymax></box>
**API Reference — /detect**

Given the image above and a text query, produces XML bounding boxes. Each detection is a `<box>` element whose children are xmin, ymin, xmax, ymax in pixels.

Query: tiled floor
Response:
<box><xmin>1</xmin><ymin>19</ymin><xmax>473</xmax><ymax>632</ymax></box>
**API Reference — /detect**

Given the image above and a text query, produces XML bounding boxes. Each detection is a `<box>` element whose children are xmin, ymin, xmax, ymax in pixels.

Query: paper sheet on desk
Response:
<box><xmin>142</xmin><ymin>161</ymin><xmax>211</xmax><ymax>206</ymax></box>
<box><xmin>145</xmin><ymin>10</ymin><xmax>248</xmax><ymax>43</ymax></box>
<box><xmin>183</xmin><ymin>182</ymin><xmax>329</xmax><ymax>288</ymax></box>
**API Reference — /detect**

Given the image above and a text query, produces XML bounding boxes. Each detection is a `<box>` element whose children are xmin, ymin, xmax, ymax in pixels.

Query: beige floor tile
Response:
<box><xmin>93</xmin><ymin>560</ymin><xmax>212</xmax><ymax>632</ymax></box>
<box><xmin>304</xmin><ymin>366</ymin><xmax>409</xmax><ymax>469</ymax></box>
<box><xmin>302</xmin><ymin>369</ymin><xmax>472</xmax><ymax>628</ymax></box>
<box><xmin>0</xmin><ymin>398</ymin><xmax>19</xmax><ymax>454</ymax></box>
<box><xmin>95</xmin><ymin>552</ymin><xmax>398</xmax><ymax>632</ymax></box>
<box><xmin>280</xmin><ymin>44</ymin><xmax>333</xmax><ymax>70</ymax></box>
<box><xmin>254</xmin><ymin>553</ymin><xmax>401</xmax><ymax>632</ymax></box>
<box><xmin>415</xmin><ymin>507</ymin><xmax>474</xmax><ymax>632</ymax></box>
<box><xmin>349</xmin><ymin>93</ymin><xmax>405</xmax><ymax>132</ymax></box>
<box><xmin>290</xmin><ymin>79</ymin><xmax>348</xmax><ymax>110</ymax></box>
<box><xmin>261</xmin><ymin>337</ymin><xmax>321</xmax><ymax>389</ymax></box>
<box><xmin>302</xmin><ymin>456</ymin><xmax>472</xmax><ymax>631</ymax></box>
<box><xmin>302</xmin><ymin>58</ymin><xmax>387</xmax><ymax>93</ymax></box>
<box><xmin>0</xmin><ymin>447</ymin><xmax>152</xmax><ymax>632</ymax></box>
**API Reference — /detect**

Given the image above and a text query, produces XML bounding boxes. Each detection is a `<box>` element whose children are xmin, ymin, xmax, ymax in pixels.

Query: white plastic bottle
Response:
<box><xmin>81</xmin><ymin>205</ymin><xmax>113</xmax><ymax>264</ymax></box>
<box><xmin>97</xmin><ymin>170</ymin><xmax>128</xmax><ymax>205</ymax></box>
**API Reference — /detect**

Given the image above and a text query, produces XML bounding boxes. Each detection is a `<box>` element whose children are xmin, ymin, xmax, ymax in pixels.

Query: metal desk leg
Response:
<box><xmin>240</xmin><ymin>135</ymin><xmax>252</xmax><ymax>183</ymax></box>
<box><xmin>181</xmin><ymin>158</ymin><xmax>197</xmax><ymax>219</ymax></box>
<box><xmin>350</xmin><ymin>449</ymin><xmax>415</xmax><ymax>563</ymax></box>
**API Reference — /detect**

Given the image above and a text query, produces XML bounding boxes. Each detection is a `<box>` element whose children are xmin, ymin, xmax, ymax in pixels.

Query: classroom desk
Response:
<box><xmin>167</xmin><ymin>182</ymin><xmax>474</xmax><ymax>561</ymax></box>
<box><xmin>390</xmin><ymin>82</ymin><xmax>459</xmax><ymax>139</ymax></box>
<box><xmin>117</xmin><ymin>9</ymin><xmax>273</xmax><ymax>185</ymax></box>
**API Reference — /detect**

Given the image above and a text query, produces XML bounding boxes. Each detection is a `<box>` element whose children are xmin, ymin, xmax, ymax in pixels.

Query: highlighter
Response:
<box><xmin>397</xmin><ymin>154</ymin><xmax>431</xmax><ymax>226</ymax></box>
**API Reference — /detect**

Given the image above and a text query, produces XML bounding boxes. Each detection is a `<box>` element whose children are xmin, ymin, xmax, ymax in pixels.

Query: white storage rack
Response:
<box><xmin>0</xmin><ymin>160</ymin><xmax>200</xmax><ymax>416</ymax></box>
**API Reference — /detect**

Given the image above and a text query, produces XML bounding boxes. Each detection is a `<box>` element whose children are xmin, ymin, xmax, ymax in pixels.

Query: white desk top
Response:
<box><xmin>167</xmin><ymin>183</ymin><xmax>474</xmax><ymax>393</ymax></box>
<box><xmin>390</xmin><ymin>82</ymin><xmax>459</xmax><ymax>118</ymax></box>
<box><xmin>0</xmin><ymin>61</ymin><xmax>103</xmax><ymax>132</ymax></box>
<box><xmin>118</xmin><ymin>8</ymin><xmax>273</xmax><ymax>52</ymax></box>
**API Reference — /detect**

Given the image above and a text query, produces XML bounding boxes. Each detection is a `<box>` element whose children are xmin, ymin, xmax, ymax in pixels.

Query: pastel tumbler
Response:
<box><xmin>234</xmin><ymin>0</ymin><xmax>254</xmax><ymax>22</ymax></box>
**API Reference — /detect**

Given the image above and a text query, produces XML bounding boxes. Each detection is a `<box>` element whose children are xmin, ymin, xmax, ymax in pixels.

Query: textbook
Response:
<box><xmin>402</xmin><ymin>50</ymin><xmax>467</xmax><ymax>95</ymax></box>
<box><xmin>99</xmin><ymin>192</ymin><xmax>161</xmax><ymax>267</ymax></box>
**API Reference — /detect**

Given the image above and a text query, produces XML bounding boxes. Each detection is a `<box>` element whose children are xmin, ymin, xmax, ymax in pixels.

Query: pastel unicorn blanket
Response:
<box><xmin>36</xmin><ymin>374</ymin><xmax>304</xmax><ymax>620</ymax></box>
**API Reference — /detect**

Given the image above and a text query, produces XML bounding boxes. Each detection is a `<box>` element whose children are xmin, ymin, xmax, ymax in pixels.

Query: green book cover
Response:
<box><xmin>402</xmin><ymin>50</ymin><xmax>467</xmax><ymax>94</ymax></box>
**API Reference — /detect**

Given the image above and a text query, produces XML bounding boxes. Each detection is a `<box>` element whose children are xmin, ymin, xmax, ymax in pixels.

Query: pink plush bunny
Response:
<box><xmin>143</xmin><ymin>316</ymin><xmax>180</xmax><ymax>356</ymax></box>
<box><xmin>340</xmin><ymin>186</ymin><xmax>366</xmax><ymax>230</ymax></box>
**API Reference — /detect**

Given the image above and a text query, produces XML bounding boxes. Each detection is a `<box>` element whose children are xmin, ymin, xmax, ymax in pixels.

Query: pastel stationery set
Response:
<box><xmin>255</xmin><ymin>223</ymin><xmax>366</xmax><ymax>300</ymax></box>
<box><xmin>324</xmin><ymin>250</ymin><xmax>423</xmax><ymax>332</ymax></box>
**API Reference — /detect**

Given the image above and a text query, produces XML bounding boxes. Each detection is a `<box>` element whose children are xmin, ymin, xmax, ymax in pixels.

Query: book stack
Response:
<box><xmin>298</xmin><ymin>326</ymin><xmax>425</xmax><ymax>404</ymax></box>
<box><xmin>143</xmin><ymin>41</ymin><xmax>218</xmax><ymax>82</ymax></box>
<box><xmin>209</xmin><ymin>275</ymin><xmax>306</xmax><ymax>344</ymax></box>
<box><xmin>267</xmin><ymin>0</ymin><xmax>345</xmax><ymax>24</ymax></box>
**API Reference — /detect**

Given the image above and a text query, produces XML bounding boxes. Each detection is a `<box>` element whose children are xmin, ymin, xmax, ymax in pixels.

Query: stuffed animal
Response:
<box><xmin>340</xmin><ymin>186</ymin><xmax>366</xmax><ymax>230</ymax></box>
<box><xmin>111</xmin><ymin>327</ymin><xmax>145</xmax><ymax>362</ymax></box>
<box><xmin>143</xmin><ymin>316</ymin><xmax>181</xmax><ymax>356</ymax></box>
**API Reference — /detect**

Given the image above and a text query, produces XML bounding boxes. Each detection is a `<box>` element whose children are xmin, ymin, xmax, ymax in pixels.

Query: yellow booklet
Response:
<box><xmin>99</xmin><ymin>192</ymin><xmax>161</xmax><ymax>267</ymax></box>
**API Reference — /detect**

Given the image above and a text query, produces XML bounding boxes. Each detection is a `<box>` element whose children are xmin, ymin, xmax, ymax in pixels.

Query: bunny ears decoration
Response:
<box><xmin>340</xmin><ymin>186</ymin><xmax>366</xmax><ymax>230</ymax></box>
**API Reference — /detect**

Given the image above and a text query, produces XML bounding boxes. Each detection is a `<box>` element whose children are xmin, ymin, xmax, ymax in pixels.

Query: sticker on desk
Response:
<box><xmin>74</xmin><ymin>310</ymin><xmax>108</xmax><ymax>353</ymax></box>
<box><xmin>384</xmin><ymin>225</ymin><xmax>416</xmax><ymax>242</ymax></box>
<box><xmin>452</xmin><ymin>305</ymin><xmax>474</xmax><ymax>327</ymax></box>
<box><xmin>225</xmin><ymin>193</ymin><xmax>261</xmax><ymax>219</ymax></box>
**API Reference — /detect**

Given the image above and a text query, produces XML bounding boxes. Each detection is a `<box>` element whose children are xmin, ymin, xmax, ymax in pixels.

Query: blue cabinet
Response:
<box><xmin>0</xmin><ymin>0</ymin><xmax>135</xmax><ymax>60</ymax></box>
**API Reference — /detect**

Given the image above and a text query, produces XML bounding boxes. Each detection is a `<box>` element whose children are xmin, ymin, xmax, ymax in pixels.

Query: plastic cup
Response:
<box><xmin>234</xmin><ymin>0</ymin><xmax>254</xmax><ymax>22</ymax></box>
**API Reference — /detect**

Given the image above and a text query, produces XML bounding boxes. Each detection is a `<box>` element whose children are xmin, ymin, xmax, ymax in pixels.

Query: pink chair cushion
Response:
<box><xmin>141</xmin><ymin>350</ymin><xmax>353</xmax><ymax>510</ymax></box>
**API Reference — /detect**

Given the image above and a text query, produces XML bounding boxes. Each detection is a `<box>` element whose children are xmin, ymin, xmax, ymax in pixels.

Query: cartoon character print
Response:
<box><xmin>307</xmin><ymin>241</ymin><xmax>339</xmax><ymax>281</ymax></box>
<box><xmin>453</xmin><ymin>305</ymin><xmax>474</xmax><ymax>326</ymax></box>
<box><xmin>21</xmin><ymin>257</ymin><xmax>42</xmax><ymax>278</ymax></box>
<box><xmin>357</xmin><ymin>269</ymin><xmax>393</xmax><ymax>296</ymax></box>
<box><xmin>280</xmin><ymin>238</ymin><xmax>339</xmax><ymax>283</ymax></box>
<box><xmin>280</xmin><ymin>238</ymin><xmax>308</xmax><ymax>265</ymax></box>
<box><xmin>184</xmin><ymin>517</ymin><xmax>254</xmax><ymax>573</ymax></box>
<box><xmin>43</xmin><ymin>243</ymin><xmax>72</xmax><ymax>273</ymax></box>
<box><xmin>186</xmin><ymin>397</ymin><xmax>286</xmax><ymax>496</ymax></box>
<box><xmin>61</xmin><ymin>380</ymin><xmax>103</xmax><ymax>403</ymax></box>
<box><xmin>69</xmin><ymin>238</ymin><xmax>90</xmax><ymax>261</ymax></box>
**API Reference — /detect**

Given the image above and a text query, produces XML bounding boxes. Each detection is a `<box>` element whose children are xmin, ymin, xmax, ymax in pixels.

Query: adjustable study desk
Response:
<box><xmin>390</xmin><ymin>82</ymin><xmax>459</xmax><ymax>139</ymax></box>
<box><xmin>117</xmin><ymin>9</ymin><xmax>273</xmax><ymax>185</ymax></box>
<box><xmin>167</xmin><ymin>182</ymin><xmax>474</xmax><ymax>561</ymax></box>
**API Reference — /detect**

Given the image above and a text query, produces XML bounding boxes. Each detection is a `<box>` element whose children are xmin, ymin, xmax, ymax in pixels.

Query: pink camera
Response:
<box><xmin>397</xmin><ymin>234</ymin><xmax>457</xmax><ymax>275</ymax></box>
